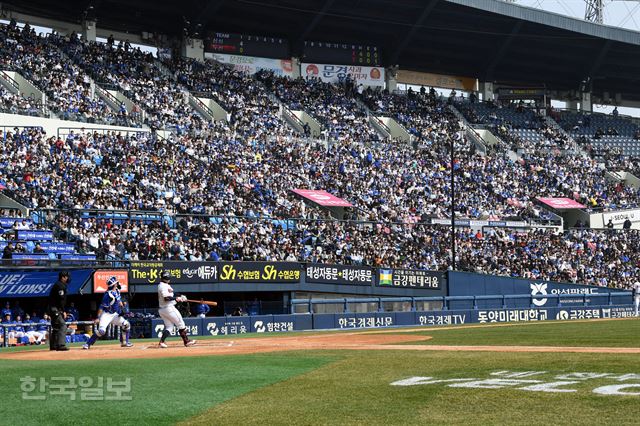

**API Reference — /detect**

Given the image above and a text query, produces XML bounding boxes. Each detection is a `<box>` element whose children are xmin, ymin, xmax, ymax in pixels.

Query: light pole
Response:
<box><xmin>450</xmin><ymin>134</ymin><xmax>456</xmax><ymax>271</ymax></box>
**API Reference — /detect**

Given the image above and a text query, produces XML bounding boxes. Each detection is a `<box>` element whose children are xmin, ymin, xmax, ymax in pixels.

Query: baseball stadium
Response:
<box><xmin>0</xmin><ymin>0</ymin><xmax>639</xmax><ymax>424</ymax></box>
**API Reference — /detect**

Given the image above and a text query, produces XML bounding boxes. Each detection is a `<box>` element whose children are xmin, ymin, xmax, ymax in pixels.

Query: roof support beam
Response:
<box><xmin>196</xmin><ymin>0</ymin><xmax>227</xmax><ymax>25</ymax></box>
<box><xmin>295</xmin><ymin>0</ymin><xmax>336</xmax><ymax>46</ymax></box>
<box><xmin>389</xmin><ymin>0</ymin><xmax>438</xmax><ymax>65</ymax></box>
<box><xmin>588</xmin><ymin>40</ymin><xmax>612</xmax><ymax>79</ymax></box>
<box><xmin>484</xmin><ymin>20</ymin><xmax>522</xmax><ymax>80</ymax></box>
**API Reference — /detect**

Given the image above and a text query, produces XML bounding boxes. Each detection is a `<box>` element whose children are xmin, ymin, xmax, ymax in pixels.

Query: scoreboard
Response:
<box><xmin>303</xmin><ymin>41</ymin><xmax>381</xmax><ymax>66</ymax></box>
<box><xmin>205</xmin><ymin>32</ymin><xmax>289</xmax><ymax>59</ymax></box>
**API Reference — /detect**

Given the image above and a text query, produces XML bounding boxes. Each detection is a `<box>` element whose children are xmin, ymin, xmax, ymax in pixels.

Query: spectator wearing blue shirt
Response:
<box><xmin>1</xmin><ymin>302</ymin><xmax>12</xmax><ymax>320</ymax></box>
<box><xmin>12</xmin><ymin>315</ymin><xmax>26</xmax><ymax>340</ymax></box>
<box><xmin>66</xmin><ymin>302</ymin><xmax>79</xmax><ymax>321</ymax></box>
<box><xmin>196</xmin><ymin>299</ymin><xmax>210</xmax><ymax>318</ymax></box>
<box><xmin>12</xmin><ymin>301</ymin><xmax>24</xmax><ymax>319</ymax></box>
<box><xmin>3</xmin><ymin>313</ymin><xmax>15</xmax><ymax>342</ymax></box>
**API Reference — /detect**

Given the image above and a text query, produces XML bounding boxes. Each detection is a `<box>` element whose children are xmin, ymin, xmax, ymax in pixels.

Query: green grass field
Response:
<box><xmin>1</xmin><ymin>319</ymin><xmax>639</xmax><ymax>426</ymax></box>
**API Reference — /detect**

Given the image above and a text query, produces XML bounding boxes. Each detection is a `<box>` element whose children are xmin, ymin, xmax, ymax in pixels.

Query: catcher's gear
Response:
<box><xmin>107</xmin><ymin>276</ymin><xmax>121</xmax><ymax>290</ymax></box>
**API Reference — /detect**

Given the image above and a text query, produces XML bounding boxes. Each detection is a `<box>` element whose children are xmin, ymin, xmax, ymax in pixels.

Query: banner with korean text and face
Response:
<box><xmin>302</xmin><ymin>63</ymin><xmax>385</xmax><ymax>88</ymax></box>
<box><xmin>207</xmin><ymin>53</ymin><xmax>294</xmax><ymax>77</ymax></box>
<box><xmin>93</xmin><ymin>270</ymin><xmax>129</xmax><ymax>293</ymax></box>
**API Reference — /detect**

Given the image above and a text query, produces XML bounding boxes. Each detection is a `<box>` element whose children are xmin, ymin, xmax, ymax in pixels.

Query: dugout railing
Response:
<box><xmin>0</xmin><ymin>317</ymin><xmax>151</xmax><ymax>348</ymax></box>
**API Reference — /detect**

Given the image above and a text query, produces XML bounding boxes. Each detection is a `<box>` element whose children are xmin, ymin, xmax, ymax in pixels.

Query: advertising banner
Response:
<box><xmin>448</xmin><ymin>271</ymin><xmax>623</xmax><ymax>307</ymax></box>
<box><xmin>396</xmin><ymin>70</ymin><xmax>478</xmax><ymax>91</ymax></box>
<box><xmin>207</xmin><ymin>52</ymin><xmax>294</xmax><ymax>77</ymax></box>
<box><xmin>40</xmin><ymin>242</ymin><xmax>76</xmax><ymax>254</ymax></box>
<box><xmin>536</xmin><ymin>197</ymin><xmax>586</xmax><ymax>209</ymax></box>
<box><xmin>431</xmin><ymin>218</ymin><xmax>527</xmax><ymax>228</ymax></box>
<box><xmin>130</xmin><ymin>262</ymin><xmax>299</xmax><ymax>284</ymax></box>
<box><xmin>601</xmin><ymin>208</ymin><xmax>639</xmax><ymax>226</ymax></box>
<box><xmin>0</xmin><ymin>269</ymin><xmax>92</xmax><ymax>298</ymax></box>
<box><xmin>302</xmin><ymin>63</ymin><xmax>385</xmax><ymax>87</ymax></box>
<box><xmin>152</xmin><ymin>319</ymin><xmax>200</xmax><ymax>337</ymax></box>
<box><xmin>0</xmin><ymin>218</ymin><xmax>31</xmax><ymax>228</ymax></box>
<box><xmin>202</xmin><ymin>317</ymin><xmax>250</xmax><ymax>336</ymax></box>
<box><xmin>218</xmin><ymin>262</ymin><xmax>301</xmax><ymax>283</ymax></box>
<box><xmin>17</xmin><ymin>230</ymin><xmax>53</xmax><ymax>241</ymax></box>
<box><xmin>93</xmin><ymin>270</ymin><xmax>129</xmax><ymax>293</ymax></box>
<box><xmin>151</xmin><ymin>305</ymin><xmax>634</xmax><ymax>336</ymax></box>
<box><xmin>129</xmin><ymin>262</ymin><xmax>218</xmax><ymax>285</ymax></box>
<box><xmin>377</xmin><ymin>269</ymin><xmax>444</xmax><ymax>290</ymax></box>
<box><xmin>306</xmin><ymin>264</ymin><xmax>373</xmax><ymax>286</ymax></box>
<box><xmin>11</xmin><ymin>254</ymin><xmax>49</xmax><ymax>261</ymax></box>
<box><xmin>60</xmin><ymin>254</ymin><xmax>96</xmax><ymax>261</ymax></box>
<box><xmin>291</xmin><ymin>189</ymin><xmax>353</xmax><ymax>207</ymax></box>
<box><xmin>497</xmin><ymin>87</ymin><xmax>546</xmax><ymax>100</ymax></box>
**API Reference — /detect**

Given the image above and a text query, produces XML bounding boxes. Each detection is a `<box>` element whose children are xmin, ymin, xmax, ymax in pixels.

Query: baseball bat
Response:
<box><xmin>185</xmin><ymin>299</ymin><xmax>218</xmax><ymax>307</ymax></box>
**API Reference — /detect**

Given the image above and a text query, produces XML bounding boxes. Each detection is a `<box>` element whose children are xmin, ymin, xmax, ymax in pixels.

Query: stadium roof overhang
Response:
<box><xmin>4</xmin><ymin>0</ymin><xmax>640</xmax><ymax>100</ymax></box>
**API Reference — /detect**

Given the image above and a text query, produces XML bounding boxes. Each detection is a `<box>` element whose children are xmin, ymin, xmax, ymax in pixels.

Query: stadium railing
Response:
<box><xmin>290</xmin><ymin>292</ymin><xmax>633</xmax><ymax>314</ymax></box>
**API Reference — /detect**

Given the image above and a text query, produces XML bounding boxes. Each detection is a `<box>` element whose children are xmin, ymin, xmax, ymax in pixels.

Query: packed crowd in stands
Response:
<box><xmin>0</xmin><ymin>86</ymin><xmax>43</xmax><ymax>116</ymax></box>
<box><xmin>0</xmin><ymin>30</ymin><xmax>638</xmax><ymax>289</ymax></box>
<box><xmin>258</xmin><ymin>71</ymin><xmax>381</xmax><ymax>142</ymax></box>
<box><xmin>453</xmin><ymin>98</ymin><xmax>640</xmax><ymax>211</ymax></box>
<box><xmin>0</xmin><ymin>21</ymin><xmax>124</xmax><ymax>125</ymax></box>
<box><xmin>360</xmin><ymin>86</ymin><xmax>460</xmax><ymax>148</ymax></box>
<box><xmin>37</xmin><ymin>213</ymin><xmax>640</xmax><ymax>289</ymax></box>
<box><xmin>167</xmin><ymin>57</ymin><xmax>296</xmax><ymax>140</ymax></box>
<box><xmin>59</xmin><ymin>35</ymin><xmax>198</xmax><ymax>131</ymax></box>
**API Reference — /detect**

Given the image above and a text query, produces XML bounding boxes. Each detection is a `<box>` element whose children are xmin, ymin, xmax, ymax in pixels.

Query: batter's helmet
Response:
<box><xmin>160</xmin><ymin>271</ymin><xmax>171</xmax><ymax>281</ymax></box>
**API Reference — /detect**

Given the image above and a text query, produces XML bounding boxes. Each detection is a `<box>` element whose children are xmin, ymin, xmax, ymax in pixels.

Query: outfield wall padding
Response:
<box><xmin>150</xmin><ymin>305</ymin><xmax>636</xmax><ymax>336</ymax></box>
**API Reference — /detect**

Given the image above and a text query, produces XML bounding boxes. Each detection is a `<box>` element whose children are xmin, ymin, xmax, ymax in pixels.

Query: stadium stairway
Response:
<box><xmin>53</xmin><ymin>43</ymin><xmax>147</xmax><ymax>128</ymax></box>
<box><xmin>0</xmin><ymin>70</ymin><xmax>55</xmax><ymax>119</ymax></box>
<box><xmin>352</xmin><ymin>96</ymin><xmax>399</xmax><ymax>142</ymax></box>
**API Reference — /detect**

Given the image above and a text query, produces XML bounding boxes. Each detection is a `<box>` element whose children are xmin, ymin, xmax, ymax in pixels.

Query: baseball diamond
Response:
<box><xmin>0</xmin><ymin>319</ymin><xmax>639</xmax><ymax>425</ymax></box>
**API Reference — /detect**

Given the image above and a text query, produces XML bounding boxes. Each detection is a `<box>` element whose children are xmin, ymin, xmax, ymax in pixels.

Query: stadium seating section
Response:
<box><xmin>0</xmin><ymin>23</ymin><xmax>638</xmax><ymax>289</ymax></box>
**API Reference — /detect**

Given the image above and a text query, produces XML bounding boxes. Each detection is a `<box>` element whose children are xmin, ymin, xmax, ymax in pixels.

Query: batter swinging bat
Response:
<box><xmin>185</xmin><ymin>299</ymin><xmax>218</xmax><ymax>307</ymax></box>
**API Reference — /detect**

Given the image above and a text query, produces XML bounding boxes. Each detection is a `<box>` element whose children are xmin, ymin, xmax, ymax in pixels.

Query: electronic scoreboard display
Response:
<box><xmin>205</xmin><ymin>32</ymin><xmax>289</xmax><ymax>59</ymax></box>
<box><xmin>303</xmin><ymin>41</ymin><xmax>382</xmax><ymax>66</ymax></box>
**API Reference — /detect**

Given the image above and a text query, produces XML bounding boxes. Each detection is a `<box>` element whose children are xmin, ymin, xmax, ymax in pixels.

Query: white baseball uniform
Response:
<box><xmin>158</xmin><ymin>281</ymin><xmax>185</xmax><ymax>333</ymax></box>
<box><xmin>633</xmin><ymin>281</ymin><xmax>640</xmax><ymax>316</ymax></box>
<box><xmin>97</xmin><ymin>311</ymin><xmax>128</xmax><ymax>332</ymax></box>
<box><xmin>25</xmin><ymin>330</ymin><xmax>45</xmax><ymax>344</ymax></box>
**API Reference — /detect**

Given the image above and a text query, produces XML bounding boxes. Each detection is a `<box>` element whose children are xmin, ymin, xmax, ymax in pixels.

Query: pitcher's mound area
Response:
<box><xmin>2</xmin><ymin>331</ymin><xmax>638</xmax><ymax>361</ymax></box>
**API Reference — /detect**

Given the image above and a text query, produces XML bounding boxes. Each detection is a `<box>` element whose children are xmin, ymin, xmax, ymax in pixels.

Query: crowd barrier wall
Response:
<box><xmin>151</xmin><ymin>301</ymin><xmax>635</xmax><ymax>337</ymax></box>
<box><xmin>448</xmin><ymin>271</ymin><xmax>624</xmax><ymax>307</ymax></box>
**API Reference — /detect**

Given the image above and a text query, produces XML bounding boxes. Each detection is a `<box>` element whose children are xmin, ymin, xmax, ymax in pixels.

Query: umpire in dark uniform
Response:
<box><xmin>48</xmin><ymin>271</ymin><xmax>70</xmax><ymax>351</ymax></box>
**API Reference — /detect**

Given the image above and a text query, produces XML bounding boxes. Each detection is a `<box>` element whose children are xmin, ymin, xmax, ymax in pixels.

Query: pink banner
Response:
<box><xmin>536</xmin><ymin>197</ymin><xmax>586</xmax><ymax>209</ymax></box>
<box><xmin>292</xmin><ymin>189</ymin><xmax>353</xmax><ymax>207</ymax></box>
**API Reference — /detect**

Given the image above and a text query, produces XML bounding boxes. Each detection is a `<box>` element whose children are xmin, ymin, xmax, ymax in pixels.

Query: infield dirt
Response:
<box><xmin>2</xmin><ymin>330</ymin><xmax>639</xmax><ymax>361</ymax></box>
